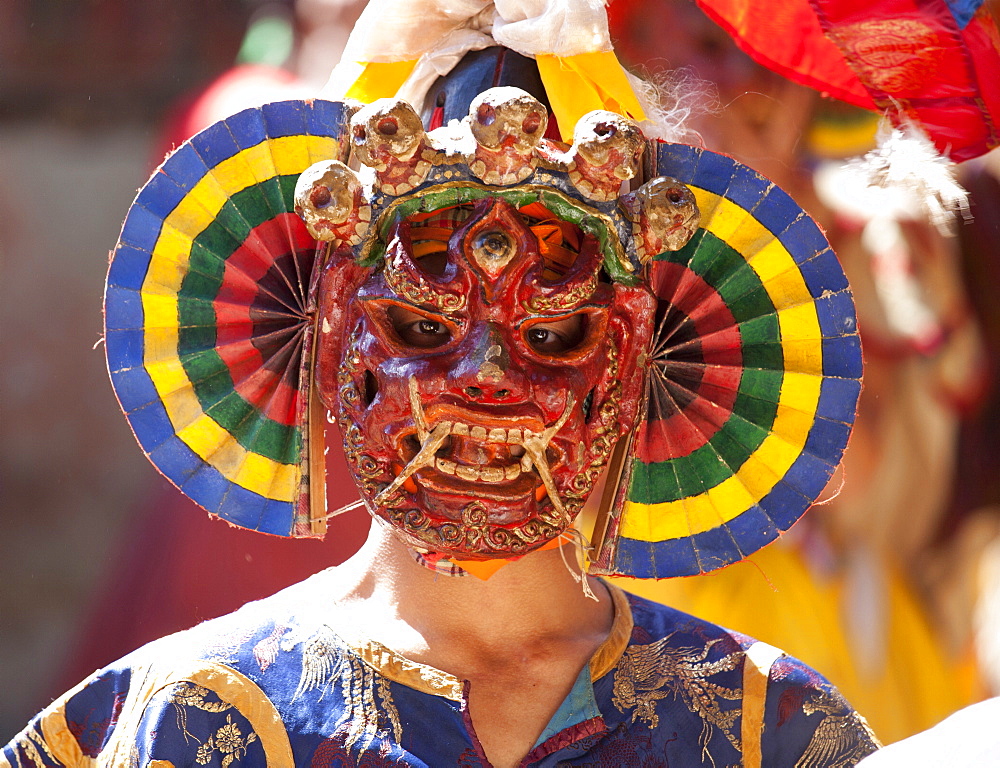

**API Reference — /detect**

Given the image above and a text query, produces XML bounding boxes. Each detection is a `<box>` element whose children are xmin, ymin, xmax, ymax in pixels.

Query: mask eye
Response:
<box><xmin>471</xmin><ymin>229</ymin><xmax>516</xmax><ymax>273</ymax></box>
<box><xmin>524</xmin><ymin>314</ymin><xmax>585</xmax><ymax>355</ymax></box>
<box><xmin>387</xmin><ymin>305</ymin><xmax>452</xmax><ymax>349</ymax></box>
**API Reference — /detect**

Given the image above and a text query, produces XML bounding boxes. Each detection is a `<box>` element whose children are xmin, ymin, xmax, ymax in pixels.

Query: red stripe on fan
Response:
<box><xmin>638</xmin><ymin>263</ymin><xmax>743</xmax><ymax>462</ymax></box>
<box><xmin>651</xmin><ymin>258</ymin><xmax>723</xmax><ymax>316</ymax></box>
<box><xmin>212</xmin><ymin>215</ymin><xmax>314</xmax><ymax>427</ymax></box>
<box><xmin>233</xmin><ymin>359</ymin><xmax>300</xmax><ymax>426</ymax></box>
<box><xmin>225</xmin><ymin>214</ymin><xmax>310</xmax><ymax>282</ymax></box>
<box><xmin>654</xmin><ymin>263</ymin><xmax>742</xmax><ymax>367</ymax></box>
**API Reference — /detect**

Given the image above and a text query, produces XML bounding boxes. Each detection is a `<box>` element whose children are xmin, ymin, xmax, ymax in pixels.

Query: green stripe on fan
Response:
<box><xmin>172</xmin><ymin>176</ymin><xmax>302</xmax><ymax>465</ymax></box>
<box><xmin>629</xmin><ymin>231</ymin><xmax>786</xmax><ymax>505</ymax></box>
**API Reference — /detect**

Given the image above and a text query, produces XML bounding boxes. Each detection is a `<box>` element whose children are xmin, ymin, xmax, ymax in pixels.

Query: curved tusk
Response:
<box><xmin>408</xmin><ymin>376</ymin><xmax>429</xmax><ymax>443</ymax></box>
<box><xmin>522</xmin><ymin>434</ymin><xmax>566</xmax><ymax>519</ymax></box>
<box><xmin>541</xmin><ymin>391</ymin><xmax>576</xmax><ymax>445</ymax></box>
<box><xmin>374</xmin><ymin>420</ymin><xmax>451</xmax><ymax>505</ymax></box>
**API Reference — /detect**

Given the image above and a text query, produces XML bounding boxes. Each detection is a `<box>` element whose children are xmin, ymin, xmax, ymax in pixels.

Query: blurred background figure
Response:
<box><xmin>607</xmin><ymin>0</ymin><xmax>1000</xmax><ymax>744</ymax></box>
<box><xmin>2</xmin><ymin>0</ymin><xmax>998</xmax><ymax>747</ymax></box>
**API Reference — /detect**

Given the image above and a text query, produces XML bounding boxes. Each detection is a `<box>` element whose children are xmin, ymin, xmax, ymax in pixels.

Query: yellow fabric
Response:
<box><xmin>340</xmin><ymin>50</ymin><xmax>646</xmax><ymax>141</ymax></box>
<box><xmin>344</xmin><ymin>60</ymin><xmax>419</xmax><ymax>103</ymax></box>
<box><xmin>39</xmin><ymin>705</ymin><xmax>90</xmax><ymax>767</ymax></box>
<box><xmin>348</xmin><ymin>637</ymin><xmax>467</xmax><ymax>702</ymax></box>
<box><xmin>614</xmin><ymin>540</ymin><xmax>983</xmax><ymax>745</ymax></box>
<box><xmin>741</xmin><ymin>641</ymin><xmax>783</xmax><ymax>768</ymax></box>
<box><xmin>589</xmin><ymin>583</ymin><xmax>634</xmax><ymax>681</ymax></box>
<box><xmin>535</xmin><ymin>51</ymin><xmax>646</xmax><ymax>138</ymax></box>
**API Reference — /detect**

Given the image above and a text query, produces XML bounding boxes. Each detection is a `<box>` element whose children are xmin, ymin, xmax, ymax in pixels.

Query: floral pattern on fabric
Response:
<box><xmin>1</xmin><ymin>578</ymin><xmax>880</xmax><ymax>767</ymax></box>
<box><xmin>194</xmin><ymin>713</ymin><xmax>258</xmax><ymax>767</ymax></box>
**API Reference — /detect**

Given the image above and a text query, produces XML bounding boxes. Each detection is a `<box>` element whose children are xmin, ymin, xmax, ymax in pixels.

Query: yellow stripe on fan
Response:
<box><xmin>140</xmin><ymin>135</ymin><xmax>329</xmax><ymax>500</ymax></box>
<box><xmin>621</xmin><ymin>188</ymin><xmax>825</xmax><ymax>542</ymax></box>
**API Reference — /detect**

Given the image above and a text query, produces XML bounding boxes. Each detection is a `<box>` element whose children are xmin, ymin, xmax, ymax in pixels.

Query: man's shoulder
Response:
<box><xmin>610</xmin><ymin>586</ymin><xmax>880</xmax><ymax>766</ymax></box>
<box><xmin>2</xmin><ymin>572</ymin><xmax>338</xmax><ymax>766</ymax></box>
<box><xmin>617</xmin><ymin>586</ymin><xmax>863</xmax><ymax>701</ymax></box>
<box><xmin>117</xmin><ymin>567</ymin><xmax>332</xmax><ymax>672</ymax></box>
<box><xmin>619</xmin><ymin>585</ymin><xmax>758</xmax><ymax>649</ymax></box>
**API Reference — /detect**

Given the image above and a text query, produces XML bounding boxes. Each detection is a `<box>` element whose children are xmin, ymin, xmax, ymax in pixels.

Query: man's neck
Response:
<box><xmin>322</xmin><ymin>521</ymin><xmax>614</xmax><ymax>664</ymax></box>
<box><xmin>321</xmin><ymin>521</ymin><xmax>617</xmax><ymax>768</ymax></box>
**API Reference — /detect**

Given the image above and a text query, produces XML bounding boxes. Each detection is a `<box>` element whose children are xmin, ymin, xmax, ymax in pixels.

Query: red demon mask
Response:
<box><xmin>315</xmin><ymin>191</ymin><xmax>655</xmax><ymax>560</ymax></box>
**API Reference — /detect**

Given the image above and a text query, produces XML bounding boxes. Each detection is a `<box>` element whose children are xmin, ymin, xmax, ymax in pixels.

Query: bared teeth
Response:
<box><xmin>432</xmin><ymin>459</ymin><xmax>524</xmax><ymax>484</ymax></box>
<box><xmin>414</xmin><ymin>420</ymin><xmax>559</xmax><ymax>484</ymax></box>
<box><xmin>444</xmin><ymin>422</ymin><xmax>533</xmax><ymax>445</ymax></box>
<box><xmin>400</xmin><ymin>380</ymin><xmax>570</xmax><ymax>513</ymax></box>
<box><xmin>480</xmin><ymin>467</ymin><xmax>505</xmax><ymax>483</ymax></box>
<box><xmin>456</xmin><ymin>465</ymin><xmax>480</xmax><ymax>482</ymax></box>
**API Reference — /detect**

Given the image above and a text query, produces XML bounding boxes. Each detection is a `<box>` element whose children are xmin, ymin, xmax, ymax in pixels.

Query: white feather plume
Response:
<box><xmin>851</xmin><ymin>117</ymin><xmax>970</xmax><ymax>235</ymax></box>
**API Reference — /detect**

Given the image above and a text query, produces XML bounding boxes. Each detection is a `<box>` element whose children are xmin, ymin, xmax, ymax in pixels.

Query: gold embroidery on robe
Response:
<box><xmin>612</xmin><ymin>635</ymin><xmax>743</xmax><ymax>759</ymax></box>
<box><xmin>168</xmin><ymin>683</ymin><xmax>233</xmax><ymax>744</ymax></box>
<box><xmin>7</xmin><ymin>726</ymin><xmax>52</xmax><ymax>768</ymax></box>
<box><xmin>292</xmin><ymin>625</ymin><xmax>403</xmax><ymax>750</ymax></box>
<box><xmin>193</xmin><ymin>713</ymin><xmax>258</xmax><ymax>767</ymax></box>
<box><xmin>794</xmin><ymin>690</ymin><xmax>881</xmax><ymax>768</ymax></box>
<box><xmin>165</xmin><ymin>684</ymin><xmax>259</xmax><ymax>766</ymax></box>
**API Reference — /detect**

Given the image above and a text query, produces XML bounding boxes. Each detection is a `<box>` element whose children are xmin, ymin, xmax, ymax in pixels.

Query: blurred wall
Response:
<box><xmin>0</xmin><ymin>0</ymin><xmax>252</xmax><ymax>739</ymax></box>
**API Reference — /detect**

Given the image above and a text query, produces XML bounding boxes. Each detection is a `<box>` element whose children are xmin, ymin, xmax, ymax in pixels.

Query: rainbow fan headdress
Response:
<box><xmin>105</xmin><ymin>3</ymin><xmax>863</xmax><ymax>577</ymax></box>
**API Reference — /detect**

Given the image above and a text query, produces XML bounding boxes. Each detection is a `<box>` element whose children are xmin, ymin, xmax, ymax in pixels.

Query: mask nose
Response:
<box><xmin>450</xmin><ymin>322</ymin><xmax>526</xmax><ymax>403</ymax></box>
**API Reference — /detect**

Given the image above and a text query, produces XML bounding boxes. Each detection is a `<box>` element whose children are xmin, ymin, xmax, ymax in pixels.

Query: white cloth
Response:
<box><xmin>856</xmin><ymin>698</ymin><xmax>1000</xmax><ymax>767</ymax></box>
<box><xmin>323</xmin><ymin>0</ymin><xmax>613</xmax><ymax>108</ymax></box>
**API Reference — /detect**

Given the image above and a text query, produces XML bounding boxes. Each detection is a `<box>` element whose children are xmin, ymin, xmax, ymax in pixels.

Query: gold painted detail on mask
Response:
<box><xmin>393</xmin><ymin>503</ymin><xmax>565</xmax><ymax>558</ymax></box>
<box><xmin>338</xmin><ymin>324</ymin><xmax>390</xmax><ymax>501</ymax></box>
<box><xmin>525</xmin><ymin>272</ymin><xmax>598</xmax><ymax>313</ymax></box>
<box><xmin>567</xmin><ymin>340</ymin><xmax>622</xmax><ymax>502</ymax></box>
<box><xmin>384</xmin><ymin>252</ymin><xmax>466</xmax><ymax>312</ymax></box>
<box><xmin>611</xmin><ymin>636</ymin><xmax>743</xmax><ymax>752</ymax></box>
<box><xmin>357</xmin><ymin>182</ymin><xmax>631</xmax><ymax>281</ymax></box>
<box><xmin>470</xmin><ymin>229</ymin><xmax>517</xmax><ymax>278</ymax></box>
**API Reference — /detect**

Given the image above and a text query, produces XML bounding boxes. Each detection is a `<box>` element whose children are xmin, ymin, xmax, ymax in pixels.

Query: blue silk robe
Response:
<box><xmin>3</xmin><ymin>574</ymin><xmax>879</xmax><ymax>767</ymax></box>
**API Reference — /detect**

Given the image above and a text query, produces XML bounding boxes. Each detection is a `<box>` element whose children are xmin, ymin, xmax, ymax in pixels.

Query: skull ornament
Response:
<box><xmin>567</xmin><ymin>111</ymin><xmax>645</xmax><ymax>201</ymax></box>
<box><xmin>315</xmin><ymin>193</ymin><xmax>655</xmax><ymax>560</ymax></box>
<box><xmin>467</xmin><ymin>87</ymin><xmax>548</xmax><ymax>185</ymax></box>
<box><xmin>293</xmin><ymin>160</ymin><xmax>371</xmax><ymax>245</ymax></box>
